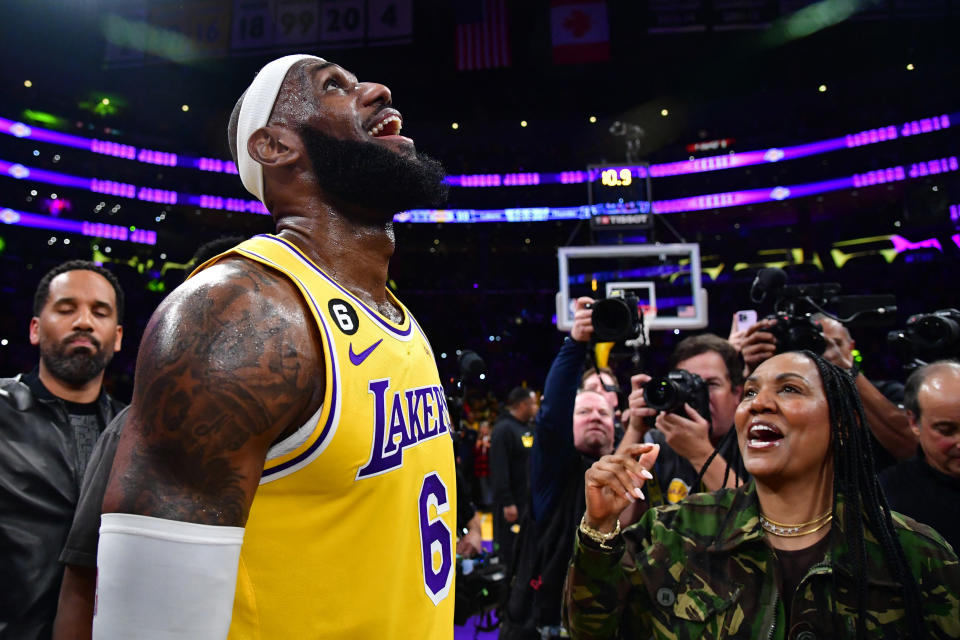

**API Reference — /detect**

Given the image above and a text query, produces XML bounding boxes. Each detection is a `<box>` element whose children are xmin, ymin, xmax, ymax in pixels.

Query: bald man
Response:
<box><xmin>880</xmin><ymin>361</ymin><xmax>960</xmax><ymax>554</ymax></box>
<box><xmin>91</xmin><ymin>55</ymin><xmax>454</xmax><ymax>639</ymax></box>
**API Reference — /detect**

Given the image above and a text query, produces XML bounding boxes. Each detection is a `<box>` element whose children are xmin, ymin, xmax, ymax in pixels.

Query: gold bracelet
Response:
<box><xmin>579</xmin><ymin>514</ymin><xmax>621</xmax><ymax>550</ymax></box>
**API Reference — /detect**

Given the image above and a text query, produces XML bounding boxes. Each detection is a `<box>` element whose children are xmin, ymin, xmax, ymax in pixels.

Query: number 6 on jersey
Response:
<box><xmin>418</xmin><ymin>472</ymin><xmax>453</xmax><ymax>605</ymax></box>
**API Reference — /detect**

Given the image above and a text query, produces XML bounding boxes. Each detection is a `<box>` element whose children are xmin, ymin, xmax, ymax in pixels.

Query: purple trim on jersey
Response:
<box><xmin>235</xmin><ymin>245</ymin><xmax>340</xmax><ymax>479</ymax></box>
<box><xmin>255</xmin><ymin>234</ymin><xmax>413</xmax><ymax>338</ymax></box>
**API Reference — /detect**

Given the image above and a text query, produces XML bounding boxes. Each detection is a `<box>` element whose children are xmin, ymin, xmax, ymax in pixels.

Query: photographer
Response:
<box><xmin>498</xmin><ymin>297</ymin><xmax>623</xmax><ymax>640</ymax></box>
<box><xmin>581</xmin><ymin>367</ymin><xmax>622</xmax><ymax>425</ymax></box>
<box><xmin>624</xmin><ymin>334</ymin><xmax>747</xmax><ymax>505</ymax></box>
<box><xmin>880</xmin><ymin>361</ymin><xmax>960</xmax><ymax>554</ymax></box>
<box><xmin>740</xmin><ymin>313</ymin><xmax>916</xmax><ymax>463</ymax></box>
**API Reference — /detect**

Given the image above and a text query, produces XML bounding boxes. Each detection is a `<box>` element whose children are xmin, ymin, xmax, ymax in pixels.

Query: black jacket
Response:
<box><xmin>880</xmin><ymin>447</ymin><xmax>960</xmax><ymax>556</ymax></box>
<box><xmin>0</xmin><ymin>372</ymin><xmax>124</xmax><ymax>640</ymax></box>
<box><xmin>490</xmin><ymin>413</ymin><xmax>533</xmax><ymax>509</ymax></box>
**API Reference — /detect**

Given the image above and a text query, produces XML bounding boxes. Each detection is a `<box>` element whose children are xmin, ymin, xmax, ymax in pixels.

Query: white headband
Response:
<box><xmin>236</xmin><ymin>54</ymin><xmax>324</xmax><ymax>203</ymax></box>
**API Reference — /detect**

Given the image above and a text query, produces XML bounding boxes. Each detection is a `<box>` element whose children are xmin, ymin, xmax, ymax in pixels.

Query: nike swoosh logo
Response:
<box><xmin>349</xmin><ymin>339</ymin><xmax>383</xmax><ymax>366</ymax></box>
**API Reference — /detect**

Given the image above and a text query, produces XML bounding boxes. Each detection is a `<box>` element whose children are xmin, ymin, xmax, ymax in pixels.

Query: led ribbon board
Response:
<box><xmin>0</xmin><ymin>207</ymin><xmax>157</xmax><ymax>244</ymax></box>
<box><xmin>3</xmin><ymin>156</ymin><xmax>956</xmax><ymax>222</ymax></box>
<box><xmin>1</xmin><ymin>112</ymin><xmax>953</xmax><ymax>182</ymax></box>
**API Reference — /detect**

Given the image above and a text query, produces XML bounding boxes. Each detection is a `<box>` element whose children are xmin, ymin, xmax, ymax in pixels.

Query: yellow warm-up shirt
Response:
<box><xmin>201</xmin><ymin>234</ymin><xmax>456</xmax><ymax>639</ymax></box>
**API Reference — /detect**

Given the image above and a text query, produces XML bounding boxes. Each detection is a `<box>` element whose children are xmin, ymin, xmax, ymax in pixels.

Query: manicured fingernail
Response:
<box><xmin>640</xmin><ymin>469</ymin><xmax>654</xmax><ymax>480</ymax></box>
<box><xmin>634</xmin><ymin>487</ymin><xmax>645</xmax><ymax>500</ymax></box>
<box><xmin>623</xmin><ymin>491</ymin><xmax>636</xmax><ymax>503</ymax></box>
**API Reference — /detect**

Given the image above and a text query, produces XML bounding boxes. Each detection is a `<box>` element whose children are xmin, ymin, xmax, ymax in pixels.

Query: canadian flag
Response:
<box><xmin>550</xmin><ymin>0</ymin><xmax>611</xmax><ymax>65</ymax></box>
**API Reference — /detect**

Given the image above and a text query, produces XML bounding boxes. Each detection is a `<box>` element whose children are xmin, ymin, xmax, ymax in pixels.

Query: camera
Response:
<box><xmin>766</xmin><ymin>312</ymin><xmax>827</xmax><ymax>355</ymax></box>
<box><xmin>454</xmin><ymin>553</ymin><xmax>507</xmax><ymax>626</ymax></box>
<box><xmin>888</xmin><ymin>308</ymin><xmax>960</xmax><ymax>367</ymax></box>
<box><xmin>589</xmin><ymin>295</ymin><xmax>643</xmax><ymax>342</ymax></box>
<box><xmin>643</xmin><ymin>369</ymin><xmax>711</xmax><ymax>424</ymax></box>
<box><xmin>748</xmin><ymin>267</ymin><xmax>896</xmax><ymax>355</ymax></box>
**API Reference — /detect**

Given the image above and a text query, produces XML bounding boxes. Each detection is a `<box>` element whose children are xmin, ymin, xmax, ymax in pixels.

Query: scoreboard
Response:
<box><xmin>587</xmin><ymin>163</ymin><xmax>653</xmax><ymax>230</ymax></box>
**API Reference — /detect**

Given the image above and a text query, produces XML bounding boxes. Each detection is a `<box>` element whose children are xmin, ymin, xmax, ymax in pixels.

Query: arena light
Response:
<box><xmin>0</xmin><ymin>207</ymin><xmax>157</xmax><ymax>244</ymax></box>
<box><xmin>22</xmin><ymin>110</ymin><xmax>67</xmax><ymax>128</ymax></box>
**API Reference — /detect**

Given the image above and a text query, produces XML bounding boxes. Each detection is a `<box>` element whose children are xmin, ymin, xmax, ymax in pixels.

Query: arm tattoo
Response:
<box><xmin>108</xmin><ymin>261</ymin><xmax>322</xmax><ymax>526</ymax></box>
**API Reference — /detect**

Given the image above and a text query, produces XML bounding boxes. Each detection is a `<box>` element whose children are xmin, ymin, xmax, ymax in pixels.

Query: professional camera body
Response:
<box><xmin>643</xmin><ymin>369</ymin><xmax>711</xmax><ymax>424</ymax></box>
<box><xmin>765</xmin><ymin>312</ymin><xmax>827</xmax><ymax>355</ymax></box>
<box><xmin>888</xmin><ymin>308</ymin><xmax>960</xmax><ymax>368</ymax></box>
<box><xmin>750</xmin><ymin>268</ymin><xmax>896</xmax><ymax>356</ymax></box>
<box><xmin>589</xmin><ymin>295</ymin><xmax>643</xmax><ymax>342</ymax></box>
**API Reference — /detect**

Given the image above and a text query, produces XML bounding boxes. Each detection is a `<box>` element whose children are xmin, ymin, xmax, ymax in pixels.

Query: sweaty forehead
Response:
<box><xmin>48</xmin><ymin>270</ymin><xmax>115</xmax><ymax>305</ymax></box>
<box><xmin>749</xmin><ymin>352</ymin><xmax>818</xmax><ymax>382</ymax></box>
<box><xmin>576</xmin><ymin>391</ymin><xmax>610</xmax><ymax>410</ymax></box>
<box><xmin>920</xmin><ymin>368</ymin><xmax>960</xmax><ymax>403</ymax></box>
<box><xmin>270</xmin><ymin>59</ymin><xmax>356</xmax><ymax>122</ymax></box>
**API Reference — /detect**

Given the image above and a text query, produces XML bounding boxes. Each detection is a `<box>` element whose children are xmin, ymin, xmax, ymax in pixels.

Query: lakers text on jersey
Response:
<box><xmin>199</xmin><ymin>234</ymin><xmax>456</xmax><ymax>640</ymax></box>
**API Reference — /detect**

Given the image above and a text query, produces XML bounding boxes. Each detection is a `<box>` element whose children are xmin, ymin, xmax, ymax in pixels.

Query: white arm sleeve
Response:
<box><xmin>93</xmin><ymin>513</ymin><xmax>244</xmax><ymax>640</ymax></box>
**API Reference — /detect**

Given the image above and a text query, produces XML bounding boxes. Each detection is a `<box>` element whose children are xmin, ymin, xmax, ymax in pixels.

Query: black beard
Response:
<box><xmin>40</xmin><ymin>333</ymin><xmax>114</xmax><ymax>386</ymax></box>
<box><xmin>297</xmin><ymin>126</ymin><xmax>449</xmax><ymax>218</ymax></box>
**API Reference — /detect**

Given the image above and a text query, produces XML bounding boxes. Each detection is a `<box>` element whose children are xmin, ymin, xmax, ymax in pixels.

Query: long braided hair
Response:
<box><xmin>799</xmin><ymin>350</ymin><xmax>924</xmax><ymax>638</ymax></box>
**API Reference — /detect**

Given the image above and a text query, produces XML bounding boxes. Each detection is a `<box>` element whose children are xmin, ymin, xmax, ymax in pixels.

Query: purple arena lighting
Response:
<box><xmin>1</xmin><ymin>155</ymin><xmax>957</xmax><ymax>222</ymax></box>
<box><xmin>908</xmin><ymin>156</ymin><xmax>959</xmax><ymax>177</ymax></box>
<box><xmin>91</xmin><ymin>139</ymin><xmax>136</xmax><ymax>160</ymax></box>
<box><xmin>2</xmin><ymin>111</ymin><xmax>956</xmax><ymax>183</ymax></box>
<box><xmin>889</xmin><ymin>234</ymin><xmax>942</xmax><ymax>254</ymax></box>
<box><xmin>0</xmin><ymin>207</ymin><xmax>157</xmax><ymax>245</ymax></box>
<box><xmin>137</xmin><ymin>148</ymin><xmax>178</xmax><ymax>167</ymax></box>
<box><xmin>91</xmin><ymin>178</ymin><xmax>136</xmax><ymax>198</ymax></box>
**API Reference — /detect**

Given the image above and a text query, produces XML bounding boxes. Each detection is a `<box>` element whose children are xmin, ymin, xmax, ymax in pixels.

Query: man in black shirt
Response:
<box><xmin>490</xmin><ymin>386</ymin><xmax>538</xmax><ymax>566</ymax></box>
<box><xmin>0</xmin><ymin>261</ymin><xmax>125</xmax><ymax>639</ymax></box>
<box><xmin>880</xmin><ymin>361</ymin><xmax>960</xmax><ymax>553</ymax></box>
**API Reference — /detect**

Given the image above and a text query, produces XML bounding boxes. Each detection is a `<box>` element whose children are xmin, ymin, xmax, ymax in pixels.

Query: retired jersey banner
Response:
<box><xmin>550</xmin><ymin>0</ymin><xmax>610</xmax><ymax>65</ymax></box>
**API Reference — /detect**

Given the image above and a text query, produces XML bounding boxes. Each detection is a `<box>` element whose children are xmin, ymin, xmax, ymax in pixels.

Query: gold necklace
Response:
<box><xmin>759</xmin><ymin>510</ymin><xmax>833</xmax><ymax>537</ymax></box>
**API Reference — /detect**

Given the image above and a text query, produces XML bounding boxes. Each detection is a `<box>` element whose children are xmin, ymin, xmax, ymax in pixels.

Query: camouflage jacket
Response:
<box><xmin>563</xmin><ymin>481</ymin><xmax>960</xmax><ymax>639</ymax></box>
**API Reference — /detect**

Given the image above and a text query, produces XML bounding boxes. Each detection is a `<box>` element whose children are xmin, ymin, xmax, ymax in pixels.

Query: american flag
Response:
<box><xmin>455</xmin><ymin>0</ymin><xmax>512</xmax><ymax>71</ymax></box>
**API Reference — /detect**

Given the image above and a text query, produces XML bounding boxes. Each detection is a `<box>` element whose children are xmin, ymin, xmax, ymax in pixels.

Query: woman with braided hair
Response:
<box><xmin>564</xmin><ymin>351</ymin><xmax>959</xmax><ymax>639</ymax></box>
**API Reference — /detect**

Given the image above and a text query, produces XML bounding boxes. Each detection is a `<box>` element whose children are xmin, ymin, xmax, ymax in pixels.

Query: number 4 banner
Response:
<box><xmin>367</xmin><ymin>0</ymin><xmax>412</xmax><ymax>45</ymax></box>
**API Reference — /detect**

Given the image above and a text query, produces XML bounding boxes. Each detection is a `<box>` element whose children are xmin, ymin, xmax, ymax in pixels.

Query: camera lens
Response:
<box><xmin>915</xmin><ymin>315</ymin><xmax>960</xmax><ymax>348</ymax></box>
<box><xmin>592</xmin><ymin>299</ymin><xmax>632</xmax><ymax>340</ymax></box>
<box><xmin>643</xmin><ymin>378</ymin><xmax>679</xmax><ymax>412</ymax></box>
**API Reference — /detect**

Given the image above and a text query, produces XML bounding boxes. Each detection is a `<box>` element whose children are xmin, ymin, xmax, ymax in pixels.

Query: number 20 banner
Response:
<box><xmin>231</xmin><ymin>0</ymin><xmax>412</xmax><ymax>52</ymax></box>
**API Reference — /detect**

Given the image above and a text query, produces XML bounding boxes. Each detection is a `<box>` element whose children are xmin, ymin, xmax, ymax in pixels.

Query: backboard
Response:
<box><xmin>556</xmin><ymin>244</ymin><xmax>708</xmax><ymax>332</ymax></box>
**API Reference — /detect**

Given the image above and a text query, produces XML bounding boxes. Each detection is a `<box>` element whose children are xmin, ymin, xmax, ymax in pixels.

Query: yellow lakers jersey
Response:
<box><xmin>201</xmin><ymin>234</ymin><xmax>456</xmax><ymax>639</ymax></box>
